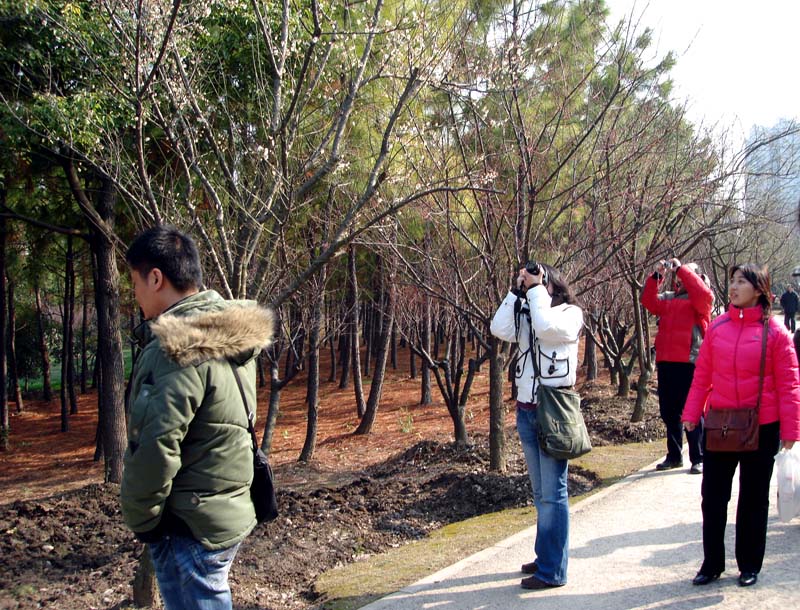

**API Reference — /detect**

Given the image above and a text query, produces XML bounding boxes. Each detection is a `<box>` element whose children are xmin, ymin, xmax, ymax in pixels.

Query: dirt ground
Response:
<box><xmin>0</xmin><ymin>352</ymin><xmax>663</xmax><ymax>610</ymax></box>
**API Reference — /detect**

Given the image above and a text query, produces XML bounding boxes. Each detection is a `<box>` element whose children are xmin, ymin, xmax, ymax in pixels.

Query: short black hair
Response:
<box><xmin>126</xmin><ymin>225</ymin><xmax>203</xmax><ymax>291</ymax></box>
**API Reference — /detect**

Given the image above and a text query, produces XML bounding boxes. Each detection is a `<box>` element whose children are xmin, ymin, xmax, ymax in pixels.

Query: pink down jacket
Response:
<box><xmin>681</xmin><ymin>304</ymin><xmax>800</xmax><ymax>441</ymax></box>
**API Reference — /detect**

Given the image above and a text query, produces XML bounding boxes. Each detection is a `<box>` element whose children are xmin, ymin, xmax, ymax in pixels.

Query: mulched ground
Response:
<box><xmin>0</xmin><ymin>376</ymin><xmax>663</xmax><ymax>610</ymax></box>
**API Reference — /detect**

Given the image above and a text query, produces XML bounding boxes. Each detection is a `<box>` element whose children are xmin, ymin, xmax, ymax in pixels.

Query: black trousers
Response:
<box><xmin>656</xmin><ymin>362</ymin><xmax>703</xmax><ymax>464</ymax></box>
<box><xmin>700</xmin><ymin>422</ymin><xmax>780</xmax><ymax>575</ymax></box>
<box><xmin>784</xmin><ymin>312</ymin><xmax>796</xmax><ymax>333</ymax></box>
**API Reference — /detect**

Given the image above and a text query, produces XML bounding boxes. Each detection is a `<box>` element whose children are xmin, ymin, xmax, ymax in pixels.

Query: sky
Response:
<box><xmin>604</xmin><ymin>0</ymin><xmax>800</xmax><ymax>138</ymax></box>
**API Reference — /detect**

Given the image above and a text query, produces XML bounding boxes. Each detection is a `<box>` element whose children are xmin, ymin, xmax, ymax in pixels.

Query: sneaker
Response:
<box><xmin>656</xmin><ymin>458</ymin><xmax>683</xmax><ymax>471</ymax></box>
<box><xmin>690</xmin><ymin>463</ymin><xmax>703</xmax><ymax>475</ymax></box>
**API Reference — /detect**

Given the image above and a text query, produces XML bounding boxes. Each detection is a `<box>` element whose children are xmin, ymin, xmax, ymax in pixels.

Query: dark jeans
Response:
<box><xmin>784</xmin><ymin>312</ymin><xmax>796</xmax><ymax>333</ymax></box>
<box><xmin>700</xmin><ymin>422</ymin><xmax>780</xmax><ymax>575</ymax></box>
<box><xmin>656</xmin><ymin>362</ymin><xmax>703</xmax><ymax>464</ymax></box>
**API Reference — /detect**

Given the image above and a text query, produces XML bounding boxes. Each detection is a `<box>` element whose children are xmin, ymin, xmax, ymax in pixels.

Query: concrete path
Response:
<box><xmin>362</xmin><ymin>455</ymin><xmax>800</xmax><ymax>610</ymax></box>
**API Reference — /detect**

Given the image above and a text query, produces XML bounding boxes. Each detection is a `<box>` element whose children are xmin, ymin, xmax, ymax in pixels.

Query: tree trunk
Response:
<box><xmin>420</xmin><ymin>297</ymin><xmax>432</xmax><ymax>405</ymax></box>
<box><xmin>7</xmin><ymin>279</ymin><xmax>23</xmax><ymax>412</ymax></box>
<box><xmin>451</xmin><ymin>398</ymin><xmax>469</xmax><ymax>447</ymax></box>
<box><xmin>132</xmin><ymin>547</ymin><xmax>161</xmax><ymax>608</ymax></box>
<box><xmin>631</xmin><ymin>366</ymin><xmax>653</xmax><ymax>422</ymax></box>
<box><xmin>338</xmin><ymin>328</ymin><xmax>350</xmax><ymax>389</ymax></box>
<box><xmin>67</xmin><ymin>240</ymin><xmax>78</xmax><ymax>415</ymax></box>
<box><xmin>390</xmin><ymin>321</ymin><xmax>397</xmax><ymax>370</ymax></box>
<box><xmin>80</xmin><ymin>261</ymin><xmax>89</xmax><ymax>393</ymax></box>
<box><xmin>299</xmin><ymin>265</ymin><xmax>326</xmax><ymax>462</ymax></box>
<box><xmin>630</xmin><ymin>289</ymin><xmax>653</xmax><ymax>422</ymax></box>
<box><xmin>262</xmin><ymin>357</ymin><xmax>282</xmax><ymax>455</ymax></box>
<box><xmin>86</xmin><ymin>174</ymin><xmax>126</xmax><ymax>483</ymax></box>
<box><xmin>409</xmin><ymin>340</ymin><xmax>417</xmax><ymax>379</ymax></box>
<box><xmin>488</xmin><ymin>336</ymin><xmax>507</xmax><ymax>472</ymax></box>
<box><xmin>355</xmin><ymin>258</ymin><xmax>396</xmax><ymax>435</ymax></box>
<box><xmin>93</xmin><ymin>341</ymin><xmax>103</xmax><ymax>462</ymax></box>
<box><xmin>347</xmin><ymin>245</ymin><xmax>365</xmax><ymax>417</ymax></box>
<box><xmin>327</xmin><ymin>334</ymin><xmax>337</xmax><ymax>383</ymax></box>
<box><xmin>362</xmin><ymin>302</ymin><xmax>371</xmax><ymax>378</ymax></box>
<box><xmin>585</xmin><ymin>323</ymin><xmax>598</xmax><ymax>381</ymax></box>
<box><xmin>257</xmin><ymin>351</ymin><xmax>266</xmax><ymax>388</ymax></box>
<box><xmin>436</xmin><ymin>363</ymin><xmax>469</xmax><ymax>448</ymax></box>
<box><xmin>616</xmin><ymin>365</ymin><xmax>630</xmax><ymax>397</ymax></box>
<box><xmin>0</xmin><ymin>211</ymin><xmax>8</xmax><ymax>451</ymax></box>
<box><xmin>60</xmin><ymin>235</ymin><xmax>73</xmax><ymax>432</ymax></box>
<box><xmin>458</xmin><ymin>358</ymin><xmax>479</xmax><ymax>407</ymax></box>
<box><xmin>34</xmin><ymin>284</ymin><xmax>53</xmax><ymax>402</ymax></box>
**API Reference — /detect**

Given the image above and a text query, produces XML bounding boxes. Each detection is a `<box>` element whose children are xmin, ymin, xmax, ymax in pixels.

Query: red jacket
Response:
<box><xmin>640</xmin><ymin>266</ymin><xmax>713</xmax><ymax>363</ymax></box>
<box><xmin>681</xmin><ymin>305</ymin><xmax>800</xmax><ymax>441</ymax></box>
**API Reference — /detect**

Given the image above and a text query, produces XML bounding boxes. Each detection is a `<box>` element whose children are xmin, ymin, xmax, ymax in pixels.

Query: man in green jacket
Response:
<box><xmin>120</xmin><ymin>225</ymin><xmax>273</xmax><ymax>610</ymax></box>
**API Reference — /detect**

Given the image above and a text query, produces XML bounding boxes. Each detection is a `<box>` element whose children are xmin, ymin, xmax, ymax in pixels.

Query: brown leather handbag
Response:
<box><xmin>704</xmin><ymin>319</ymin><xmax>768</xmax><ymax>452</ymax></box>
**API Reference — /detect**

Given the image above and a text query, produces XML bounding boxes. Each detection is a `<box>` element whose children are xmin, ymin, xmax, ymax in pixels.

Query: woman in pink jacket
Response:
<box><xmin>682</xmin><ymin>264</ymin><xmax>800</xmax><ymax>588</ymax></box>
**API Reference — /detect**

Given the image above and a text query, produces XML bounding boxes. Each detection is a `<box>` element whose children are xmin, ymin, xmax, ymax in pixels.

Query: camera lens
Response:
<box><xmin>526</xmin><ymin>261</ymin><xmax>540</xmax><ymax>275</ymax></box>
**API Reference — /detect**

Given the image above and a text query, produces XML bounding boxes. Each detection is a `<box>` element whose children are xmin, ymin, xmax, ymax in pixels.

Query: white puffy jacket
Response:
<box><xmin>490</xmin><ymin>284</ymin><xmax>583</xmax><ymax>404</ymax></box>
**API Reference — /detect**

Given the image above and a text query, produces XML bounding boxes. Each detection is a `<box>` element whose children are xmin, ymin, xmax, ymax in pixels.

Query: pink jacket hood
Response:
<box><xmin>681</xmin><ymin>304</ymin><xmax>800</xmax><ymax>441</ymax></box>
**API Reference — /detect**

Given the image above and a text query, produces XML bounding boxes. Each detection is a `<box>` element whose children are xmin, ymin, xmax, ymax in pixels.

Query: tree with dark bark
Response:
<box><xmin>347</xmin><ymin>244</ymin><xmax>367</xmax><ymax>418</ymax></box>
<box><xmin>355</xmin><ymin>253</ymin><xmax>397</xmax><ymax>435</ymax></box>
<box><xmin>60</xmin><ymin>235</ymin><xmax>72</xmax><ymax>431</ymax></box>
<box><xmin>0</xmin><ymin>210</ymin><xmax>8</xmax><ymax>451</ymax></box>
<box><xmin>33</xmin><ymin>282</ymin><xmax>53</xmax><ymax>402</ymax></box>
<box><xmin>6</xmin><ymin>278</ymin><xmax>23</xmax><ymax>412</ymax></box>
<box><xmin>299</xmin><ymin>261</ymin><xmax>328</xmax><ymax>462</ymax></box>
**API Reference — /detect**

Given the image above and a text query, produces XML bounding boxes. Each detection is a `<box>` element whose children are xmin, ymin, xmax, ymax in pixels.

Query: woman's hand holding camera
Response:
<box><xmin>517</xmin><ymin>267</ymin><xmax>544</xmax><ymax>291</ymax></box>
<box><xmin>656</xmin><ymin>257</ymin><xmax>681</xmax><ymax>275</ymax></box>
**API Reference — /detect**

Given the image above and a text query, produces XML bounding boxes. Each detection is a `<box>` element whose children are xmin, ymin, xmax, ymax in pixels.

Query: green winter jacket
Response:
<box><xmin>120</xmin><ymin>290</ymin><xmax>274</xmax><ymax>550</ymax></box>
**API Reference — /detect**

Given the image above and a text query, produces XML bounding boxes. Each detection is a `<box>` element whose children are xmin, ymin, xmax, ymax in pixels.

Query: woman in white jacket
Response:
<box><xmin>490</xmin><ymin>262</ymin><xmax>583</xmax><ymax>590</ymax></box>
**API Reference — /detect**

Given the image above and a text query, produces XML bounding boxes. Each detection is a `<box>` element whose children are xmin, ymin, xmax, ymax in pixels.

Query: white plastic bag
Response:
<box><xmin>776</xmin><ymin>445</ymin><xmax>800</xmax><ymax>522</ymax></box>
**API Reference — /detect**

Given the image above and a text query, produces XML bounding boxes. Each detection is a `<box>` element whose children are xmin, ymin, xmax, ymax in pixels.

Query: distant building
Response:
<box><xmin>743</xmin><ymin>120</ymin><xmax>800</xmax><ymax>222</ymax></box>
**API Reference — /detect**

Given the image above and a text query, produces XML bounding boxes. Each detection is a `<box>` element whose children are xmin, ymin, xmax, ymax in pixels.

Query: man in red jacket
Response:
<box><xmin>641</xmin><ymin>258</ymin><xmax>714</xmax><ymax>474</ymax></box>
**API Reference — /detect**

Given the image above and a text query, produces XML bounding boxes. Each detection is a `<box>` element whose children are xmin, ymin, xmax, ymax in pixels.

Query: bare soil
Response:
<box><xmin>0</xmin><ymin>355</ymin><xmax>663</xmax><ymax>610</ymax></box>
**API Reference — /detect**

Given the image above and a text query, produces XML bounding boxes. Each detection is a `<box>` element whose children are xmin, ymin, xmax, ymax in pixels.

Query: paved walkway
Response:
<box><xmin>362</xmin><ymin>454</ymin><xmax>800</xmax><ymax>610</ymax></box>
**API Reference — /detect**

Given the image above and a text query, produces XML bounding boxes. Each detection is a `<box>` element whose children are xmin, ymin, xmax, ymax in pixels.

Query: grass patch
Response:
<box><xmin>314</xmin><ymin>441</ymin><xmax>662</xmax><ymax>610</ymax></box>
<box><xmin>571</xmin><ymin>440</ymin><xmax>663</xmax><ymax>486</ymax></box>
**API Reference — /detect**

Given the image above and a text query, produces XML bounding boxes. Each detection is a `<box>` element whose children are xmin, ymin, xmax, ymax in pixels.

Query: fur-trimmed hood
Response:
<box><xmin>139</xmin><ymin>290</ymin><xmax>274</xmax><ymax>367</ymax></box>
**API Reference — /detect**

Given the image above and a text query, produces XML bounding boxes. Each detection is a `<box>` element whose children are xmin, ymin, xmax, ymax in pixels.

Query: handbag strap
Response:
<box><xmin>755</xmin><ymin>318</ymin><xmax>769</xmax><ymax>413</ymax></box>
<box><xmin>228</xmin><ymin>361</ymin><xmax>260</xmax><ymax>454</ymax></box>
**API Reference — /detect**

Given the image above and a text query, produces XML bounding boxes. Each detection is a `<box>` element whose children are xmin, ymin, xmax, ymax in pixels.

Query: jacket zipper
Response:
<box><xmin>733</xmin><ymin>314</ymin><xmax>744</xmax><ymax>406</ymax></box>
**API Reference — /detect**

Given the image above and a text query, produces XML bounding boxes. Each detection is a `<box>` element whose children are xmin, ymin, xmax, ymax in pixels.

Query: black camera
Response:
<box><xmin>524</xmin><ymin>261</ymin><xmax>548</xmax><ymax>286</ymax></box>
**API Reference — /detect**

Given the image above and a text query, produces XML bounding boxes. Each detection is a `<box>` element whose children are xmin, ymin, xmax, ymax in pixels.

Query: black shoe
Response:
<box><xmin>738</xmin><ymin>572</ymin><xmax>757</xmax><ymax>587</ymax></box>
<box><xmin>692</xmin><ymin>571</ymin><xmax>721</xmax><ymax>585</ymax></box>
<box><xmin>689</xmin><ymin>463</ymin><xmax>703</xmax><ymax>475</ymax></box>
<box><xmin>656</xmin><ymin>458</ymin><xmax>683</xmax><ymax>471</ymax></box>
<box><xmin>520</xmin><ymin>575</ymin><xmax>564</xmax><ymax>590</ymax></box>
<box><xmin>521</xmin><ymin>561</ymin><xmax>538</xmax><ymax>575</ymax></box>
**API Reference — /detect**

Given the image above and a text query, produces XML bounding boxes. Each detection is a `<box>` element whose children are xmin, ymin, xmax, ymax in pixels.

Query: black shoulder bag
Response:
<box><xmin>229</xmin><ymin>362</ymin><xmax>279</xmax><ymax>523</ymax></box>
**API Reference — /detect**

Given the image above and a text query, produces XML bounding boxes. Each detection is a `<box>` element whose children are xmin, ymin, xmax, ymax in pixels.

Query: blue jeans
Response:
<box><xmin>149</xmin><ymin>535</ymin><xmax>240</xmax><ymax>610</ymax></box>
<box><xmin>517</xmin><ymin>405</ymin><xmax>569</xmax><ymax>585</ymax></box>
